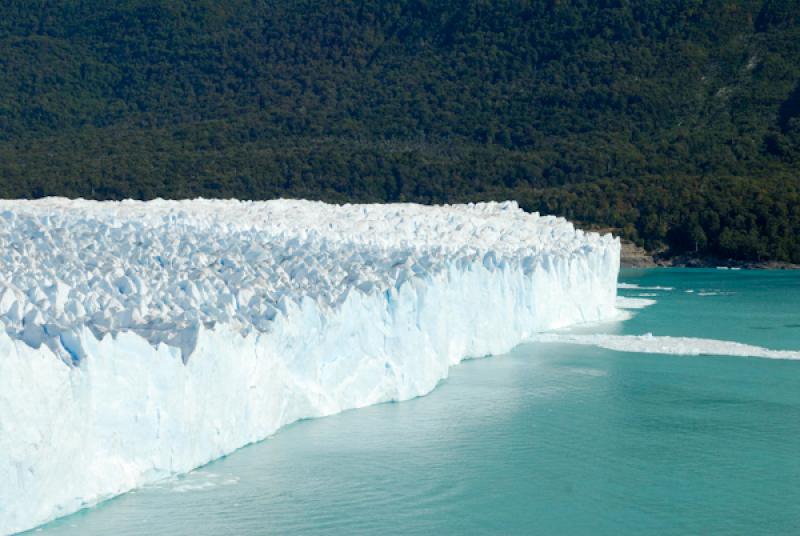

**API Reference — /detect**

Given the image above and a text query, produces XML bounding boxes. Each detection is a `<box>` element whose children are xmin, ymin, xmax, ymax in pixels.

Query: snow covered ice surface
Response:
<box><xmin>0</xmin><ymin>198</ymin><xmax>620</xmax><ymax>534</ymax></box>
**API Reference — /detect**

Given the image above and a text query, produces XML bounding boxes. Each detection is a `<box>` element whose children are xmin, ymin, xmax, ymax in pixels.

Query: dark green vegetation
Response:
<box><xmin>1</xmin><ymin>1</ymin><xmax>799</xmax><ymax>261</ymax></box>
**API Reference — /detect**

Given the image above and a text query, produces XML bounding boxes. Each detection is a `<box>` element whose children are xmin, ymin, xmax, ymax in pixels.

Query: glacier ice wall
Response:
<box><xmin>0</xmin><ymin>199</ymin><xmax>619</xmax><ymax>534</ymax></box>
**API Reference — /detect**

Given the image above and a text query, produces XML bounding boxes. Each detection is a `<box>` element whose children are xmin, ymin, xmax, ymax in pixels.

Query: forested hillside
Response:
<box><xmin>1</xmin><ymin>0</ymin><xmax>799</xmax><ymax>261</ymax></box>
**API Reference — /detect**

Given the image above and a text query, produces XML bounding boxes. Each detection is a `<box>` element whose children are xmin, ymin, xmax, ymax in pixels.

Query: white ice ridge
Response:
<box><xmin>0</xmin><ymin>198</ymin><xmax>620</xmax><ymax>534</ymax></box>
<box><xmin>531</xmin><ymin>333</ymin><xmax>800</xmax><ymax>360</ymax></box>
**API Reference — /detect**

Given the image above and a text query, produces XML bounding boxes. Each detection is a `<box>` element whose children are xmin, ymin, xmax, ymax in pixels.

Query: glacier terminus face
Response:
<box><xmin>0</xmin><ymin>198</ymin><xmax>620</xmax><ymax>534</ymax></box>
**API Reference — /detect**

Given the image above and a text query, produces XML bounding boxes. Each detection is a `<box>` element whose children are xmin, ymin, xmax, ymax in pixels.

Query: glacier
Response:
<box><xmin>0</xmin><ymin>198</ymin><xmax>620</xmax><ymax>534</ymax></box>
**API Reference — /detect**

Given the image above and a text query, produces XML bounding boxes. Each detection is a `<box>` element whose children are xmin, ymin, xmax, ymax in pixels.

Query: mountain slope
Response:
<box><xmin>0</xmin><ymin>0</ymin><xmax>798</xmax><ymax>261</ymax></box>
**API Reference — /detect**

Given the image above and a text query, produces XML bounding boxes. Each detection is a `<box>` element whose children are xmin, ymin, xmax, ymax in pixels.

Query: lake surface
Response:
<box><xmin>35</xmin><ymin>269</ymin><xmax>800</xmax><ymax>535</ymax></box>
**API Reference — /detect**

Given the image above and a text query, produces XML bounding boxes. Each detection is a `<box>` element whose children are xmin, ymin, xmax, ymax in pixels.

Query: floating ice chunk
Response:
<box><xmin>697</xmin><ymin>291</ymin><xmax>734</xmax><ymax>297</ymax></box>
<box><xmin>617</xmin><ymin>283</ymin><xmax>674</xmax><ymax>291</ymax></box>
<box><xmin>616</xmin><ymin>296</ymin><xmax>656</xmax><ymax>309</ymax></box>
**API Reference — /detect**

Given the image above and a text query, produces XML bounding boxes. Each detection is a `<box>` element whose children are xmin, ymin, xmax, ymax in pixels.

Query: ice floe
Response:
<box><xmin>531</xmin><ymin>332</ymin><xmax>800</xmax><ymax>360</ymax></box>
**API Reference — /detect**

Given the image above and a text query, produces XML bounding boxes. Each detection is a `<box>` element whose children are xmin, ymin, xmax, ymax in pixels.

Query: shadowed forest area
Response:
<box><xmin>0</xmin><ymin>0</ymin><xmax>799</xmax><ymax>261</ymax></box>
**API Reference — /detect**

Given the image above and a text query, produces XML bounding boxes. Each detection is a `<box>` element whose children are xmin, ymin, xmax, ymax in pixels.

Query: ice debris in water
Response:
<box><xmin>531</xmin><ymin>332</ymin><xmax>800</xmax><ymax>360</ymax></box>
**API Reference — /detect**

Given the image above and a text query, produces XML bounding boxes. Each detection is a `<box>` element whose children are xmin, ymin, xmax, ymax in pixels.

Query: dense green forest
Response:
<box><xmin>1</xmin><ymin>0</ymin><xmax>799</xmax><ymax>261</ymax></box>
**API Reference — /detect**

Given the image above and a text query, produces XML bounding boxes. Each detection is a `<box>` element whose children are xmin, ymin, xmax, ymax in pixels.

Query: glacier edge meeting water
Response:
<box><xmin>0</xmin><ymin>199</ymin><xmax>620</xmax><ymax>535</ymax></box>
<box><xmin>31</xmin><ymin>268</ymin><xmax>800</xmax><ymax>536</ymax></box>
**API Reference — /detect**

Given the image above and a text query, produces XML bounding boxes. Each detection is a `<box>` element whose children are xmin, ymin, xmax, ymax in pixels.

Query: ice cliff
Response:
<box><xmin>0</xmin><ymin>199</ymin><xmax>619</xmax><ymax>534</ymax></box>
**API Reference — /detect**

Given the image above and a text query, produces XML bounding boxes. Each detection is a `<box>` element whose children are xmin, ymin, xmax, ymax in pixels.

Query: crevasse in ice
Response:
<box><xmin>0</xmin><ymin>198</ymin><xmax>619</xmax><ymax>534</ymax></box>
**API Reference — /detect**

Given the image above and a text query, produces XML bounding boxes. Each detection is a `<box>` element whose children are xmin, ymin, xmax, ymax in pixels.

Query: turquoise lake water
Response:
<box><xmin>35</xmin><ymin>269</ymin><xmax>800</xmax><ymax>535</ymax></box>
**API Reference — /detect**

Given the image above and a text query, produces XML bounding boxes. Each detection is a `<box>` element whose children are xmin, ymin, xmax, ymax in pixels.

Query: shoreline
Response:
<box><xmin>617</xmin><ymin>239</ymin><xmax>800</xmax><ymax>270</ymax></box>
